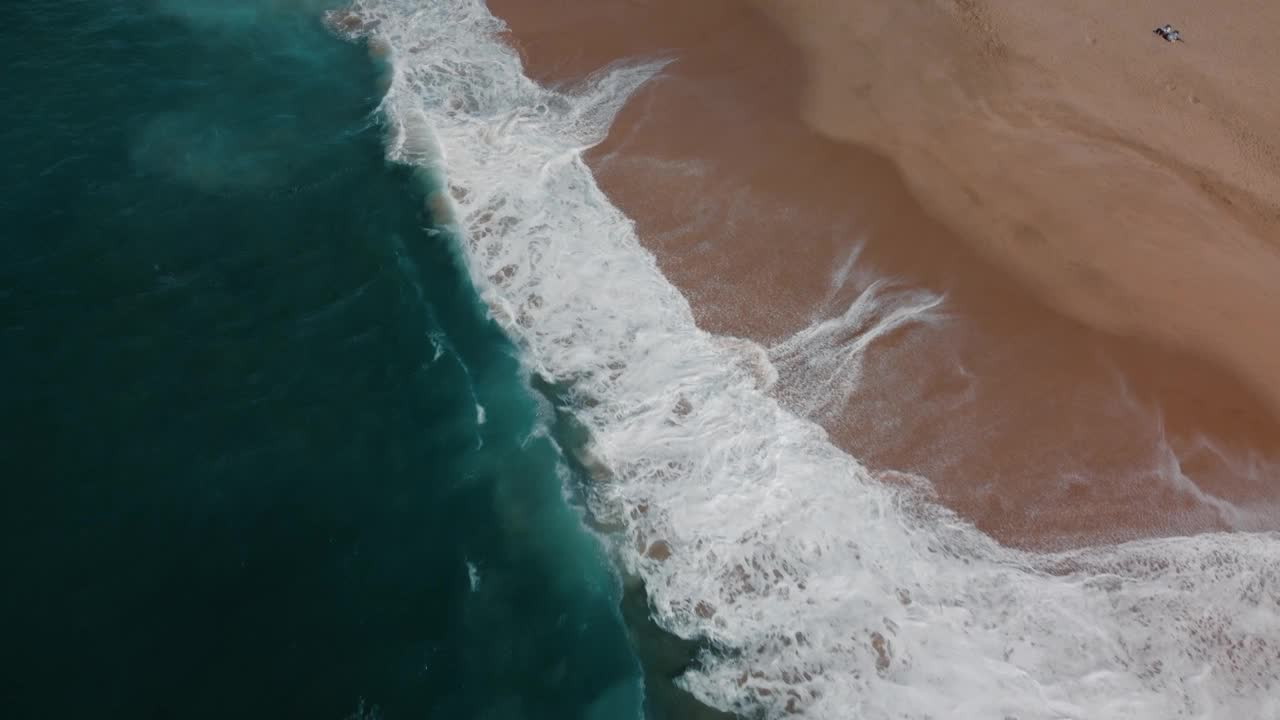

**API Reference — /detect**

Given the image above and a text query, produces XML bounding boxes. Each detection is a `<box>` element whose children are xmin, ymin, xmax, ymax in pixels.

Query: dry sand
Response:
<box><xmin>757</xmin><ymin>0</ymin><xmax>1280</xmax><ymax>419</ymax></box>
<box><xmin>487</xmin><ymin>0</ymin><xmax>1280</xmax><ymax>548</ymax></box>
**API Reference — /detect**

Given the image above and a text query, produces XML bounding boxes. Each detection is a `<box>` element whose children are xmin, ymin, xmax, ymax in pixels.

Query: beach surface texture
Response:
<box><xmin>490</xmin><ymin>0</ymin><xmax>1280</xmax><ymax>547</ymax></box>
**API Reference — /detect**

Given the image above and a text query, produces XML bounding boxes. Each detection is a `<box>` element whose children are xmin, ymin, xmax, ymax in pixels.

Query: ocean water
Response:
<box><xmin>1</xmin><ymin>2</ymin><xmax>646</xmax><ymax>718</ymax></box>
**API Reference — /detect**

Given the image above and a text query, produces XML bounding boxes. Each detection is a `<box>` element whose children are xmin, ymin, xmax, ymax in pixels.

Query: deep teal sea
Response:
<box><xmin>0</xmin><ymin>2</ymin><xmax>650</xmax><ymax>717</ymax></box>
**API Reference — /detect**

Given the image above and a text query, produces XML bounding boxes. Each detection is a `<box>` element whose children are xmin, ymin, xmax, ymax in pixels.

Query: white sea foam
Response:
<box><xmin>467</xmin><ymin>560</ymin><xmax>481</xmax><ymax>592</ymax></box>
<box><xmin>769</xmin><ymin>248</ymin><xmax>946</xmax><ymax>424</ymax></box>
<box><xmin>338</xmin><ymin>1</ymin><xmax>1280</xmax><ymax>717</ymax></box>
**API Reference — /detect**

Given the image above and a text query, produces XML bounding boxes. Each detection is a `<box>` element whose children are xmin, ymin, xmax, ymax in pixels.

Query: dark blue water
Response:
<box><xmin>0</xmin><ymin>2</ymin><xmax>645</xmax><ymax>717</ymax></box>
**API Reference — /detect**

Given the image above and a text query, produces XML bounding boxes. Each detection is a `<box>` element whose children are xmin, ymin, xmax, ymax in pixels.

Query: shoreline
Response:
<box><xmin>487</xmin><ymin>0</ymin><xmax>1280</xmax><ymax>549</ymax></box>
<box><xmin>350</xmin><ymin>2</ymin><xmax>1280</xmax><ymax>715</ymax></box>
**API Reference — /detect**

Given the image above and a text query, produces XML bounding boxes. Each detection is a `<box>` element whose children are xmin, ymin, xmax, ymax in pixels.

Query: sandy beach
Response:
<box><xmin>486</xmin><ymin>0</ymin><xmax>1280</xmax><ymax>549</ymax></box>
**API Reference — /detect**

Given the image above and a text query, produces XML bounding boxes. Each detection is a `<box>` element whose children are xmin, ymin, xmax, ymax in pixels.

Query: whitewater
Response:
<box><xmin>338</xmin><ymin>1</ymin><xmax>1280</xmax><ymax>717</ymax></box>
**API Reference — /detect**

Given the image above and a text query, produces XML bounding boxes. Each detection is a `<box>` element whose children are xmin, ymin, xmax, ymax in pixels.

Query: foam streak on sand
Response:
<box><xmin>341</xmin><ymin>1</ymin><xmax>1280</xmax><ymax>717</ymax></box>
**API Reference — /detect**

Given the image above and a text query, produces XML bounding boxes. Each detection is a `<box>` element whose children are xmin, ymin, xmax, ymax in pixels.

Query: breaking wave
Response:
<box><xmin>336</xmin><ymin>1</ymin><xmax>1280</xmax><ymax>717</ymax></box>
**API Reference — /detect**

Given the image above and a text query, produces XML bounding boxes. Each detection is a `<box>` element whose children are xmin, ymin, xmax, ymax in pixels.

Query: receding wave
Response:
<box><xmin>335</xmin><ymin>1</ymin><xmax>1280</xmax><ymax>717</ymax></box>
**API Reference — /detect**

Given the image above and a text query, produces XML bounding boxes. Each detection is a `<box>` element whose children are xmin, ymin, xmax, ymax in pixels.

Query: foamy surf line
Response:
<box><xmin>333</xmin><ymin>1</ymin><xmax>1280</xmax><ymax>717</ymax></box>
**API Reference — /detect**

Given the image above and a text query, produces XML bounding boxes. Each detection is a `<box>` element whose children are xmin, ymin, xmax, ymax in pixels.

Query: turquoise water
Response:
<box><xmin>1</xmin><ymin>2</ymin><xmax>646</xmax><ymax>717</ymax></box>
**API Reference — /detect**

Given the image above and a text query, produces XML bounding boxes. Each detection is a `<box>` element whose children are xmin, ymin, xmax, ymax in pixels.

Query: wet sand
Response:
<box><xmin>486</xmin><ymin>0</ymin><xmax>1280</xmax><ymax>549</ymax></box>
